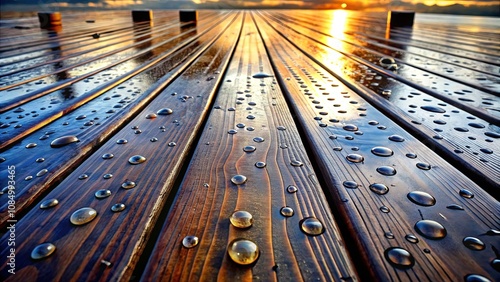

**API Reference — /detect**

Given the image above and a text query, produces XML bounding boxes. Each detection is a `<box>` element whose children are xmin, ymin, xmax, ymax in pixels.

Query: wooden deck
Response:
<box><xmin>0</xmin><ymin>10</ymin><xmax>499</xmax><ymax>281</ymax></box>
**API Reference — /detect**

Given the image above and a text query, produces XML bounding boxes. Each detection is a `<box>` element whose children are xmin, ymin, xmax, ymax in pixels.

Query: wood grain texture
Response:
<box><xmin>141</xmin><ymin>13</ymin><xmax>359</xmax><ymax>281</ymax></box>
<box><xmin>0</xmin><ymin>12</ymin><xmax>242</xmax><ymax>281</ymax></box>
<box><xmin>257</xmin><ymin>11</ymin><xmax>500</xmax><ymax>281</ymax></box>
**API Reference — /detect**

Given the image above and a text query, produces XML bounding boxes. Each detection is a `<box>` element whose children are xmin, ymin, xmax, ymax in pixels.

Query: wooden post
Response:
<box><xmin>387</xmin><ymin>11</ymin><xmax>415</xmax><ymax>28</ymax></box>
<box><xmin>38</xmin><ymin>12</ymin><xmax>62</xmax><ymax>29</ymax></box>
<box><xmin>132</xmin><ymin>10</ymin><xmax>153</xmax><ymax>22</ymax></box>
<box><xmin>179</xmin><ymin>10</ymin><xmax>198</xmax><ymax>22</ymax></box>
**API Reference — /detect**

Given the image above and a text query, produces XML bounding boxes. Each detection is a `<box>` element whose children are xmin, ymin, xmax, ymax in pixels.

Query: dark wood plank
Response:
<box><xmin>141</xmin><ymin>12</ymin><xmax>358</xmax><ymax>281</ymax></box>
<box><xmin>257</xmin><ymin>10</ymin><xmax>500</xmax><ymax>281</ymax></box>
<box><xmin>0</xmin><ymin>12</ymin><xmax>242</xmax><ymax>281</ymax></box>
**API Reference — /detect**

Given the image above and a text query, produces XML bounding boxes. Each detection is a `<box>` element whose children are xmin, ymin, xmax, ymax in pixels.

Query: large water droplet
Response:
<box><xmin>231</xmin><ymin>175</ymin><xmax>247</xmax><ymax>185</ymax></box>
<box><xmin>26</xmin><ymin>143</ymin><xmax>37</xmax><ymax>148</ymax></box>
<box><xmin>70</xmin><ymin>207</ymin><xmax>97</xmax><ymax>225</ymax></box>
<box><xmin>388</xmin><ymin>135</ymin><xmax>405</xmax><ymax>142</ymax></box>
<box><xmin>31</xmin><ymin>243</ymin><xmax>56</xmax><ymax>260</ymax></box>
<box><xmin>116</xmin><ymin>139</ymin><xmax>128</xmax><ymax>144</ymax></box>
<box><xmin>252</xmin><ymin>72</ymin><xmax>273</xmax><ymax>78</ymax></box>
<box><xmin>415</xmin><ymin>220</ymin><xmax>447</xmax><ymax>239</ymax></box>
<box><xmin>371</xmin><ymin>147</ymin><xmax>394</xmax><ymax>157</ymax></box>
<box><xmin>227</xmin><ymin>239</ymin><xmax>260</xmax><ymax>265</ymax></box>
<box><xmin>343</xmin><ymin>181</ymin><xmax>359</xmax><ymax>189</ymax></box>
<box><xmin>421</xmin><ymin>106</ymin><xmax>446</xmax><ymax>113</ymax></box>
<box><xmin>369</xmin><ymin>183</ymin><xmax>389</xmax><ymax>195</ymax></box>
<box><xmin>299</xmin><ymin>217</ymin><xmax>324</xmax><ymax>236</ymax></box>
<box><xmin>459</xmin><ymin>189</ymin><xmax>474</xmax><ymax>199</ymax></box>
<box><xmin>253</xmin><ymin>137</ymin><xmax>265</xmax><ymax>143</ymax></box>
<box><xmin>343</xmin><ymin>124</ymin><xmax>358</xmax><ymax>131</ymax></box>
<box><xmin>464</xmin><ymin>274</ymin><xmax>491</xmax><ymax>282</ymax></box>
<box><xmin>280</xmin><ymin>206</ymin><xmax>294</xmax><ymax>217</ymax></box>
<box><xmin>111</xmin><ymin>203</ymin><xmax>126</xmax><ymax>212</ymax></box>
<box><xmin>121</xmin><ymin>180</ymin><xmax>136</xmax><ymax>189</ymax></box>
<box><xmin>230</xmin><ymin>210</ymin><xmax>253</xmax><ymax>228</ymax></box>
<box><xmin>380</xmin><ymin>206</ymin><xmax>391</xmax><ymax>213</ymax></box>
<box><xmin>376</xmin><ymin>166</ymin><xmax>397</xmax><ymax>176</ymax></box>
<box><xmin>157</xmin><ymin>108</ymin><xmax>173</xmax><ymax>115</ymax></box>
<box><xmin>416</xmin><ymin>162</ymin><xmax>431</xmax><ymax>170</ymax></box>
<box><xmin>384</xmin><ymin>247</ymin><xmax>415</xmax><ymax>269</ymax></box>
<box><xmin>255</xmin><ymin>161</ymin><xmax>266</xmax><ymax>168</ymax></box>
<box><xmin>463</xmin><ymin>237</ymin><xmax>485</xmax><ymax>251</ymax></box>
<box><xmin>243</xmin><ymin>146</ymin><xmax>256</xmax><ymax>152</ymax></box>
<box><xmin>103</xmin><ymin>173</ymin><xmax>113</xmax><ymax>179</ymax></box>
<box><xmin>95</xmin><ymin>189</ymin><xmax>111</xmax><ymax>199</ymax></box>
<box><xmin>346</xmin><ymin>154</ymin><xmax>364</xmax><ymax>163</ymax></box>
<box><xmin>50</xmin><ymin>136</ymin><xmax>79</xmax><ymax>148</ymax></box>
<box><xmin>407</xmin><ymin>191</ymin><xmax>436</xmax><ymax>206</ymax></box>
<box><xmin>36</xmin><ymin>169</ymin><xmax>48</xmax><ymax>177</ymax></box>
<box><xmin>102</xmin><ymin>153</ymin><xmax>114</xmax><ymax>159</ymax></box>
<box><xmin>145</xmin><ymin>113</ymin><xmax>157</xmax><ymax>119</ymax></box>
<box><xmin>40</xmin><ymin>198</ymin><xmax>59</xmax><ymax>209</ymax></box>
<box><xmin>128</xmin><ymin>155</ymin><xmax>146</xmax><ymax>165</ymax></box>
<box><xmin>182</xmin><ymin>235</ymin><xmax>199</xmax><ymax>248</ymax></box>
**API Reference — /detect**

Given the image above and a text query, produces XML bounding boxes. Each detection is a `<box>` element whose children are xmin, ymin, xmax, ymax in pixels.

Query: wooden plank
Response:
<box><xmin>141</xmin><ymin>12</ymin><xmax>358</xmax><ymax>281</ymax></box>
<box><xmin>0</xmin><ymin>12</ymin><xmax>238</xmax><ymax>227</ymax></box>
<box><xmin>260</xmin><ymin>11</ymin><xmax>500</xmax><ymax>193</ymax></box>
<box><xmin>0</xmin><ymin>12</ymin><xmax>242</xmax><ymax>281</ymax></box>
<box><xmin>256</xmin><ymin>10</ymin><xmax>500</xmax><ymax>281</ymax></box>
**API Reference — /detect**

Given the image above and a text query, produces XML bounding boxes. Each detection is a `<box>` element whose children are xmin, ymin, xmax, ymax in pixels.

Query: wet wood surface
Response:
<box><xmin>0</xmin><ymin>10</ymin><xmax>499</xmax><ymax>282</ymax></box>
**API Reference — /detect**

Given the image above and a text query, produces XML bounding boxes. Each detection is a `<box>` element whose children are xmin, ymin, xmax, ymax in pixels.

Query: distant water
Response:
<box><xmin>415</xmin><ymin>13</ymin><xmax>500</xmax><ymax>33</ymax></box>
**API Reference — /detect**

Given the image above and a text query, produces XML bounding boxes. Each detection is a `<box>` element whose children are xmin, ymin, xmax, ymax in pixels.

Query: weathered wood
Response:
<box><xmin>0</xmin><ymin>12</ymin><xmax>242</xmax><ymax>281</ymax></box>
<box><xmin>256</xmin><ymin>11</ymin><xmax>500</xmax><ymax>281</ymax></box>
<box><xmin>141</xmin><ymin>13</ymin><xmax>358</xmax><ymax>281</ymax></box>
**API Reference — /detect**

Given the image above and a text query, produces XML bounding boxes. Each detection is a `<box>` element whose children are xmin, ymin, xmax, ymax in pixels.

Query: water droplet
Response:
<box><xmin>486</xmin><ymin>229</ymin><xmax>500</xmax><ymax>236</ymax></box>
<box><xmin>116</xmin><ymin>139</ymin><xmax>128</xmax><ymax>144</ymax></box>
<box><xmin>95</xmin><ymin>189</ymin><xmax>111</xmax><ymax>199</ymax></box>
<box><xmin>384</xmin><ymin>247</ymin><xmax>415</xmax><ymax>269</ymax></box>
<box><xmin>480</xmin><ymin>148</ymin><xmax>493</xmax><ymax>154</ymax></box>
<box><xmin>376</xmin><ymin>166</ymin><xmax>397</xmax><ymax>176</ymax></box>
<box><xmin>255</xmin><ymin>161</ymin><xmax>266</xmax><ymax>168</ymax></box>
<box><xmin>405</xmin><ymin>234</ymin><xmax>419</xmax><ymax>244</ymax></box>
<box><xmin>31</xmin><ymin>243</ymin><xmax>56</xmax><ymax>260</ymax></box>
<box><xmin>25</xmin><ymin>175</ymin><xmax>33</xmax><ymax>181</ymax></box>
<box><xmin>287</xmin><ymin>185</ymin><xmax>298</xmax><ymax>193</ymax></box>
<box><xmin>280</xmin><ymin>206</ymin><xmax>294</xmax><ymax>217</ymax></box>
<box><xmin>78</xmin><ymin>174</ymin><xmax>89</xmax><ymax>180</ymax></box>
<box><xmin>26</xmin><ymin>143</ymin><xmax>37</xmax><ymax>148</ymax></box>
<box><xmin>406</xmin><ymin>153</ymin><xmax>417</xmax><ymax>159</ymax></box>
<box><xmin>146</xmin><ymin>113</ymin><xmax>157</xmax><ymax>119</ymax></box>
<box><xmin>446</xmin><ymin>204</ymin><xmax>464</xmax><ymax>210</ymax></box>
<box><xmin>253</xmin><ymin>137</ymin><xmax>265</xmax><ymax>143</ymax></box>
<box><xmin>182</xmin><ymin>235</ymin><xmax>199</xmax><ymax>248</ymax></box>
<box><xmin>231</xmin><ymin>175</ymin><xmax>247</xmax><ymax>185</ymax></box>
<box><xmin>111</xmin><ymin>203</ymin><xmax>125</xmax><ymax>212</ymax></box>
<box><xmin>492</xmin><ymin>259</ymin><xmax>500</xmax><ymax>271</ymax></box>
<box><xmin>459</xmin><ymin>189</ymin><xmax>474</xmax><ymax>199</ymax></box>
<box><xmin>388</xmin><ymin>135</ymin><xmax>405</xmax><ymax>142</ymax></box>
<box><xmin>70</xmin><ymin>207</ymin><xmax>97</xmax><ymax>225</ymax></box>
<box><xmin>454</xmin><ymin>127</ymin><xmax>469</xmax><ymax>132</ymax></box>
<box><xmin>277</xmin><ymin>126</ymin><xmax>286</xmax><ymax>130</ymax></box>
<box><xmin>40</xmin><ymin>198</ymin><xmax>59</xmax><ymax>209</ymax></box>
<box><xmin>343</xmin><ymin>181</ymin><xmax>358</xmax><ymax>189</ymax></box>
<box><xmin>407</xmin><ymin>191</ymin><xmax>436</xmax><ymax>206</ymax></box>
<box><xmin>103</xmin><ymin>173</ymin><xmax>113</xmax><ymax>179</ymax></box>
<box><xmin>227</xmin><ymin>238</ymin><xmax>260</xmax><ymax>265</ymax></box>
<box><xmin>102</xmin><ymin>153</ymin><xmax>114</xmax><ymax>159</ymax></box>
<box><xmin>343</xmin><ymin>124</ymin><xmax>358</xmax><ymax>131</ymax></box>
<box><xmin>464</xmin><ymin>274</ymin><xmax>491</xmax><ymax>282</ymax></box>
<box><xmin>384</xmin><ymin>232</ymin><xmax>395</xmax><ymax>239</ymax></box>
<box><xmin>36</xmin><ymin>169</ymin><xmax>48</xmax><ymax>177</ymax></box>
<box><xmin>463</xmin><ymin>237</ymin><xmax>485</xmax><ymax>251</ymax></box>
<box><xmin>379</xmin><ymin>57</ymin><xmax>396</xmax><ymax>68</ymax></box>
<box><xmin>371</xmin><ymin>147</ymin><xmax>394</xmax><ymax>157</ymax></box>
<box><xmin>128</xmin><ymin>155</ymin><xmax>146</xmax><ymax>165</ymax></box>
<box><xmin>50</xmin><ymin>136</ymin><xmax>79</xmax><ymax>148</ymax></box>
<box><xmin>299</xmin><ymin>217</ymin><xmax>324</xmax><ymax>236</ymax></box>
<box><xmin>150</xmin><ymin>137</ymin><xmax>158</xmax><ymax>142</ymax></box>
<box><xmin>228</xmin><ymin>129</ymin><xmax>238</xmax><ymax>134</ymax></box>
<box><xmin>121</xmin><ymin>180</ymin><xmax>136</xmax><ymax>189</ymax></box>
<box><xmin>468</xmin><ymin>123</ymin><xmax>485</xmax><ymax>129</ymax></box>
<box><xmin>230</xmin><ymin>210</ymin><xmax>253</xmax><ymax>228</ymax></box>
<box><xmin>346</xmin><ymin>154</ymin><xmax>364</xmax><ymax>163</ymax></box>
<box><xmin>333</xmin><ymin>146</ymin><xmax>342</xmax><ymax>151</ymax></box>
<box><xmin>290</xmin><ymin>160</ymin><xmax>303</xmax><ymax>167</ymax></box>
<box><xmin>252</xmin><ymin>72</ymin><xmax>273</xmax><ymax>78</ymax></box>
<box><xmin>368</xmin><ymin>120</ymin><xmax>379</xmax><ymax>125</ymax></box>
<box><xmin>369</xmin><ymin>183</ymin><xmax>389</xmax><ymax>195</ymax></box>
<box><xmin>236</xmin><ymin>123</ymin><xmax>245</xmax><ymax>128</ymax></box>
<box><xmin>380</xmin><ymin>206</ymin><xmax>390</xmax><ymax>213</ymax></box>
<box><xmin>168</xmin><ymin>142</ymin><xmax>176</xmax><ymax>147</ymax></box>
<box><xmin>415</xmin><ymin>220</ymin><xmax>447</xmax><ymax>239</ymax></box>
<box><xmin>421</xmin><ymin>105</ymin><xmax>446</xmax><ymax>113</ymax></box>
<box><xmin>243</xmin><ymin>146</ymin><xmax>256</xmax><ymax>152</ymax></box>
<box><xmin>157</xmin><ymin>108</ymin><xmax>173</xmax><ymax>115</ymax></box>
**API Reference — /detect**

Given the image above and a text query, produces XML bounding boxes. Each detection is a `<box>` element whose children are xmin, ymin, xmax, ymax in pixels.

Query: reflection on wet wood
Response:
<box><xmin>0</xmin><ymin>9</ymin><xmax>499</xmax><ymax>282</ymax></box>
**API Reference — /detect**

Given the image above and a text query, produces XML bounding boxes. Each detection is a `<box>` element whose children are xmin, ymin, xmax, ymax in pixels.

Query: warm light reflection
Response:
<box><xmin>323</xmin><ymin>10</ymin><xmax>349</xmax><ymax>62</ymax></box>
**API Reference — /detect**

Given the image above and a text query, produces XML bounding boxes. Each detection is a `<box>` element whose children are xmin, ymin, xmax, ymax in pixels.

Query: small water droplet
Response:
<box><xmin>380</xmin><ymin>206</ymin><xmax>391</xmax><ymax>213</ymax></box>
<box><xmin>50</xmin><ymin>136</ymin><xmax>79</xmax><ymax>148</ymax></box>
<box><xmin>255</xmin><ymin>161</ymin><xmax>266</xmax><ymax>168</ymax></box>
<box><xmin>103</xmin><ymin>173</ymin><xmax>113</xmax><ymax>179</ymax></box>
<box><xmin>157</xmin><ymin>108</ymin><xmax>173</xmax><ymax>115</ymax></box>
<box><xmin>491</xmin><ymin>258</ymin><xmax>500</xmax><ymax>271</ymax></box>
<box><xmin>371</xmin><ymin>147</ymin><xmax>394</xmax><ymax>157</ymax></box>
<box><xmin>376</xmin><ymin>166</ymin><xmax>397</xmax><ymax>176</ymax></box>
<box><xmin>299</xmin><ymin>217</ymin><xmax>324</xmax><ymax>236</ymax></box>
<box><xmin>227</xmin><ymin>238</ymin><xmax>260</xmax><ymax>265</ymax></box>
<box><xmin>454</xmin><ymin>127</ymin><xmax>469</xmax><ymax>132</ymax></box>
<box><xmin>230</xmin><ymin>210</ymin><xmax>253</xmax><ymax>228</ymax></box>
<box><xmin>421</xmin><ymin>106</ymin><xmax>446</xmax><ymax>113</ymax></box>
<box><xmin>95</xmin><ymin>189</ymin><xmax>111</xmax><ymax>199</ymax></box>
<box><xmin>168</xmin><ymin>142</ymin><xmax>176</xmax><ymax>147</ymax></box>
<box><xmin>343</xmin><ymin>181</ymin><xmax>358</xmax><ymax>189</ymax></box>
<box><xmin>116</xmin><ymin>139</ymin><xmax>128</xmax><ymax>144</ymax></box>
<box><xmin>369</xmin><ymin>183</ymin><xmax>389</xmax><ymax>195</ymax></box>
<box><xmin>290</xmin><ymin>160</ymin><xmax>303</xmax><ymax>167</ymax></box>
<box><xmin>388</xmin><ymin>135</ymin><xmax>405</xmax><ymax>142</ymax></box>
<box><xmin>333</xmin><ymin>146</ymin><xmax>342</xmax><ymax>151</ymax></box>
<box><xmin>407</xmin><ymin>191</ymin><xmax>436</xmax><ymax>206</ymax></box>
<box><xmin>78</xmin><ymin>174</ymin><xmax>89</xmax><ymax>180</ymax></box>
<box><xmin>459</xmin><ymin>189</ymin><xmax>474</xmax><ymax>199</ymax></box>
<box><xmin>446</xmin><ymin>204</ymin><xmax>464</xmax><ymax>210</ymax></box>
<box><xmin>36</xmin><ymin>169</ymin><xmax>48</xmax><ymax>177</ymax></box>
<box><xmin>182</xmin><ymin>235</ymin><xmax>199</xmax><ymax>248</ymax></box>
<box><xmin>26</xmin><ymin>143</ymin><xmax>37</xmax><ymax>148</ymax></box>
<box><xmin>146</xmin><ymin>113</ymin><xmax>157</xmax><ymax>119</ymax></box>
<box><xmin>253</xmin><ymin>137</ymin><xmax>265</xmax><ymax>143</ymax></box>
<box><xmin>384</xmin><ymin>232</ymin><xmax>395</xmax><ymax>239</ymax></box>
<box><xmin>70</xmin><ymin>207</ymin><xmax>97</xmax><ymax>225</ymax></box>
<box><xmin>415</xmin><ymin>220</ymin><xmax>447</xmax><ymax>239</ymax></box>
<box><xmin>343</xmin><ymin>124</ymin><xmax>358</xmax><ymax>131</ymax></box>
<box><xmin>25</xmin><ymin>175</ymin><xmax>33</xmax><ymax>181</ymax></box>
<box><xmin>287</xmin><ymin>185</ymin><xmax>298</xmax><ymax>193</ymax></box>
<box><xmin>384</xmin><ymin>247</ymin><xmax>415</xmax><ymax>269</ymax></box>
<box><xmin>236</xmin><ymin>123</ymin><xmax>245</xmax><ymax>128</ymax></box>
<box><xmin>406</xmin><ymin>153</ymin><xmax>417</xmax><ymax>159</ymax></box>
<box><xmin>464</xmin><ymin>274</ymin><xmax>491</xmax><ymax>282</ymax></box>
<box><xmin>121</xmin><ymin>180</ymin><xmax>136</xmax><ymax>189</ymax></box>
<box><xmin>486</xmin><ymin>229</ymin><xmax>500</xmax><ymax>236</ymax></box>
<box><xmin>111</xmin><ymin>203</ymin><xmax>126</xmax><ymax>212</ymax></box>
<box><xmin>252</xmin><ymin>72</ymin><xmax>273</xmax><ymax>78</ymax></box>
<box><xmin>405</xmin><ymin>234</ymin><xmax>419</xmax><ymax>244</ymax></box>
<box><xmin>280</xmin><ymin>206</ymin><xmax>294</xmax><ymax>217</ymax></box>
<box><xmin>243</xmin><ymin>145</ymin><xmax>256</xmax><ymax>152</ymax></box>
<box><xmin>346</xmin><ymin>154</ymin><xmax>364</xmax><ymax>163</ymax></box>
<box><xmin>128</xmin><ymin>155</ymin><xmax>146</xmax><ymax>165</ymax></box>
<box><xmin>40</xmin><ymin>198</ymin><xmax>59</xmax><ymax>209</ymax></box>
<box><xmin>462</xmin><ymin>237</ymin><xmax>485</xmax><ymax>251</ymax></box>
<box><xmin>102</xmin><ymin>153</ymin><xmax>114</xmax><ymax>159</ymax></box>
<box><xmin>228</xmin><ymin>129</ymin><xmax>238</xmax><ymax>134</ymax></box>
<box><xmin>31</xmin><ymin>243</ymin><xmax>56</xmax><ymax>260</ymax></box>
<box><xmin>277</xmin><ymin>126</ymin><xmax>286</xmax><ymax>131</ymax></box>
<box><xmin>231</xmin><ymin>175</ymin><xmax>247</xmax><ymax>185</ymax></box>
